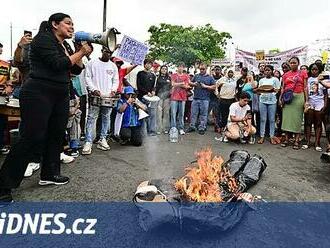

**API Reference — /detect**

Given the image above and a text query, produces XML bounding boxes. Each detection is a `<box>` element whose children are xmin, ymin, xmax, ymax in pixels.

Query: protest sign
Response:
<box><xmin>117</xmin><ymin>35</ymin><xmax>149</xmax><ymax>65</ymax></box>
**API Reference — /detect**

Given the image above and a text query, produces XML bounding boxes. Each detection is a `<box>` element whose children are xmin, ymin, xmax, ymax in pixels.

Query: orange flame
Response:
<box><xmin>175</xmin><ymin>148</ymin><xmax>239</xmax><ymax>202</ymax></box>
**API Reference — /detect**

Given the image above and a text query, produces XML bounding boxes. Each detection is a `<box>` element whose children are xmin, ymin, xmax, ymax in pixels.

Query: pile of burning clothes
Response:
<box><xmin>133</xmin><ymin>148</ymin><xmax>267</xmax><ymax>233</ymax></box>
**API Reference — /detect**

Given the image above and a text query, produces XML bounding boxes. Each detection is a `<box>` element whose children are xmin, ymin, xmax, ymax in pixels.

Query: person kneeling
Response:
<box><xmin>117</xmin><ymin>86</ymin><xmax>144</xmax><ymax>146</ymax></box>
<box><xmin>224</xmin><ymin>92</ymin><xmax>256</xmax><ymax>144</ymax></box>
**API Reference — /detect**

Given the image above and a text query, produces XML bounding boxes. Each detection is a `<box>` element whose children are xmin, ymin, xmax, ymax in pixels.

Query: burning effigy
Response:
<box><xmin>134</xmin><ymin>148</ymin><xmax>267</xmax><ymax>233</ymax></box>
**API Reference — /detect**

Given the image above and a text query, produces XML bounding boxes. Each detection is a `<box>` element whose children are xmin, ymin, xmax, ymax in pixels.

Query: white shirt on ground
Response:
<box><xmin>85</xmin><ymin>58</ymin><xmax>119</xmax><ymax>96</ymax></box>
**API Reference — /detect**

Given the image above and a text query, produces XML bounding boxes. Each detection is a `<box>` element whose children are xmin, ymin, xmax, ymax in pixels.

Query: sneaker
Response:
<box><xmin>156</xmin><ymin>131</ymin><xmax>161</xmax><ymax>135</ymax></box>
<box><xmin>148</xmin><ymin>132</ymin><xmax>157</xmax><ymax>137</ymax></box>
<box><xmin>1</xmin><ymin>147</ymin><xmax>10</xmax><ymax>155</ymax></box>
<box><xmin>39</xmin><ymin>175</ymin><xmax>70</xmax><ymax>186</ymax></box>
<box><xmin>223</xmin><ymin>136</ymin><xmax>229</xmax><ymax>143</ymax></box>
<box><xmin>198</xmin><ymin>129</ymin><xmax>206</xmax><ymax>135</ymax></box>
<box><xmin>97</xmin><ymin>138</ymin><xmax>110</xmax><ymax>151</ymax></box>
<box><xmin>186</xmin><ymin>127</ymin><xmax>196</xmax><ymax>133</ymax></box>
<box><xmin>24</xmin><ymin>162</ymin><xmax>40</xmax><ymax>178</ymax></box>
<box><xmin>82</xmin><ymin>142</ymin><xmax>92</xmax><ymax>155</ymax></box>
<box><xmin>248</xmin><ymin>136</ymin><xmax>255</xmax><ymax>145</ymax></box>
<box><xmin>60</xmin><ymin>153</ymin><xmax>75</xmax><ymax>164</ymax></box>
<box><xmin>68</xmin><ymin>149</ymin><xmax>79</xmax><ymax>158</ymax></box>
<box><xmin>0</xmin><ymin>189</ymin><xmax>13</xmax><ymax>203</ymax></box>
<box><xmin>164</xmin><ymin>130</ymin><xmax>169</xmax><ymax>134</ymax></box>
<box><xmin>80</xmin><ymin>135</ymin><xmax>86</xmax><ymax>141</ymax></box>
<box><xmin>179</xmin><ymin>129</ymin><xmax>185</xmax><ymax>135</ymax></box>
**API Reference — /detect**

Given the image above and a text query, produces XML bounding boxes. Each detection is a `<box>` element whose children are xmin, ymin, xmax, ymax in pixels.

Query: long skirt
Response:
<box><xmin>281</xmin><ymin>93</ymin><xmax>304</xmax><ymax>133</ymax></box>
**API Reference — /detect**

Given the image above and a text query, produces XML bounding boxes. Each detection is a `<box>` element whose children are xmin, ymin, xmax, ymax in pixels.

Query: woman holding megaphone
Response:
<box><xmin>0</xmin><ymin>13</ymin><xmax>92</xmax><ymax>202</ymax></box>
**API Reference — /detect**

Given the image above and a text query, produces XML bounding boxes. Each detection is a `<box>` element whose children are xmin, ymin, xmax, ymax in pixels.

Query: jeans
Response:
<box><xmin>157</xmin><ymin>98</ymin><xmax>170</xmax><ymax>132</ymax></box>
<box><xmin>219</xmin><ymin>98</ymin><xmax>235</xmax><ymax>128</ymax></box>
<box><xmin>208</xmin><ymin>98</ymin><xmax>220</xmax><ymax>127</ymax></box>
<box><xmin>170</xmin><ymin>100</ymin><xmax>185</xmax><ymax>130</ymax></box>
<box><xmin>259</xmin><ymin>102</ymin><xmax>277</xmax><ymax>137</ymax></box>
<box><xmin>120</xmin><ymin>126</ymin><xmax>143</xmax><ymax>146</ymax></box>
<box><xmin>85</xmin><ymin>105</ymin><xmax>112</xmax><ymax>143</ymax></box>
<box><xmin>190</xmin><ymin>99</ymin><xmax>209</xmax><ymax>130</ymax></box>
<box><xmin>147</xmin><ymin>105</ymin><xmax>157</xmax><ymax>134</ymax></box>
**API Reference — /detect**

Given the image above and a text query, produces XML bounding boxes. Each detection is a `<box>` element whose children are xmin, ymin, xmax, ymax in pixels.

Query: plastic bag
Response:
<box><xmin>223</xmin><ymin>150</ymin><xmax>250</xmax><ymax>176</ymax></box>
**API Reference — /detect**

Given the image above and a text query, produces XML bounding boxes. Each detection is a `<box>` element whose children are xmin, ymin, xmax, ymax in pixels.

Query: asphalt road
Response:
<box><xmin>3</xmin><ymin>131</ymin><xmax>330</xmax><ymax>202</ymax></box>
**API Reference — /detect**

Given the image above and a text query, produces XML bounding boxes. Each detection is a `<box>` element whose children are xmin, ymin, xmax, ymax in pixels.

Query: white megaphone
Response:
<box><xmin>73</xmin><ymin>28</ymin><xmax>120</xmax><ymax>52</ymax></box>
<box><xmin>138</xmin><ymin>108</ymin><xmax>149</xmax><ymax>120</ymax></box>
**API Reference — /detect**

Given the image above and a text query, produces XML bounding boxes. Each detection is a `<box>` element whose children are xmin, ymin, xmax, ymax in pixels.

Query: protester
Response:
<box><xmin>235</xmin><ymin>67</ymin><xmax>248</xmax><ymax>98</ymax></box>
<box><xmin>302</xmin><ymin>63</ymin><xmax>327</xmax><ymax>151</ymax></box>
<box><xmin>300</xmin><ymin>65</ymin><xmax>308</xmax><ymax>72</ymax></box>
<box><xmin>273</xmin><ymin>69</ymin><xmax>283</xmax><ymax>137</ymax></box>
<box><xmin>209</xmin><ymin>65</ymin><xmax>222</xmax><ymax>132</ymax></box>
<box><xmin>137</xmin><ymin>58</ymin><xmax>157</xmax><ymax>136</ymax></box>
<box><xmin>224</xmin><ymin>92</ymin><xmax>256</xmax><ymax>143</ymax></box>
<box><xmin>117</xmin><ymin>86</ymin><xmax>144</xmax><ymax>146</ymax></box>
<box><xmin>281</xmin><ymin>62</ymin><xmax>290</xmax><ymax>74</ymax></box>
<box><xmin>257</xmin><ymin>65</ymin><xmax>281</xmax><ymax>144</ymax></box>
<box><xmin>215</xmin><ymin>69</ymin><xmax>236</xmax><ymax>133</ymax></box>
<box><xmin>155</xmin><ymin>65</ymin><xmax>171</xmax><ymax>134</ymax></box>
<box><xmin>170</xmin><ymin>62</ymin><xmax>190</xmax><ymax>135</ymax></box>
<box><xmin>255</xmin><ymin>63</ymin><xmax>265</xmax><ymax>82</ymax></box>
<box><xmin>0</xmin><ymin>13</ymin><xmax>92</xmax><ymax>202</ymax></box>
<box><xmin>280</xmin><ymin>56</ymin><xmax>308</xmax><ymax>149</ymax></box>
<box><xmin>186</xmin><ymin>63</ymin><xmax>216</xmax><ymax>135</ymax></box>
<box><xmin>82</xmin><ymin>47</ymin><xmax>119</xmax><ymax>155</ymax></box>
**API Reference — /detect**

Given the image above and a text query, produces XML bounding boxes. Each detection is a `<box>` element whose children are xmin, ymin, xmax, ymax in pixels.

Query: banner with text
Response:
<box><xmin>235</xmin><ymin>46</ymin><xmax>308</xmax><ymax>72</ymax></box>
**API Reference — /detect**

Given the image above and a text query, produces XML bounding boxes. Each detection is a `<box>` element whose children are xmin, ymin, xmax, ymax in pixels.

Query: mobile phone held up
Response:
<box><xmin>24</xmin><ymin>30</ymin><xmax>32</xmax><ymax>37</ymax></box>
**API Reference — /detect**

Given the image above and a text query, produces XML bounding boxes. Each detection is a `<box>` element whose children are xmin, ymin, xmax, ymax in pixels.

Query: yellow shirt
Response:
<box><xmin>0</xmin><ymin>60</ymin><xmax>10</xmax><ymax>86</ymax></box>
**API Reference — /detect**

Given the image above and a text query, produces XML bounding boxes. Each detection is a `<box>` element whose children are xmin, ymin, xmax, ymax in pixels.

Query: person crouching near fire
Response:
<box><xmin>223</xmin><ymin>92</ymin><xmax>256</xmax><ymax>144</ymax></box>
<box><xmin>117</xmin><ymin>86</ymin><xmax>145</xmax><ymax>146</ymax></box>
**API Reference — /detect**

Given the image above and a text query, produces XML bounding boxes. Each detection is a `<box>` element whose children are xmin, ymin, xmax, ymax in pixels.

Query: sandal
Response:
<box><xmin>281</xmin><ymin>141</ymin><xmax>289</xmax><ymax>147</ymax></box>
<box><xmin>257</xmin><ymin>137</ymin><xmax>265</xmax><ymax>144</ymax></box>
<box><xmin>315</xmin><ymin>146</ymin><xmax>323</xmax><ymax>152</ymax></box>
<box><xmin>270</xmin><ymin>137</ymin><xmax>277</xmax><ymax>145</ymax></box>
<box><xmin>293</xmin><ymin>142</ymin><xmax>300</xmax><ymax>150</ymax></box>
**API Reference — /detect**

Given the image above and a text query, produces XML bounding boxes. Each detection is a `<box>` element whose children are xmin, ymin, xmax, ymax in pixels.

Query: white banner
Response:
<box><xmin>117</xmin><ymin>35</ymin><xmax>149</xmax><ymax>65</ymax></box>
<box><xmin>235</xmin><ymin>46</ymin><xmax>308</xmax><ymax>72</ymax></box>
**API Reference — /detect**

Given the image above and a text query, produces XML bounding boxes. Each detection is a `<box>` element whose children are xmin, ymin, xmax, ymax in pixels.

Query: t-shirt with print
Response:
<box><xmin>117</xmin><ymin>98</ymin><xmax>141</xmax><ymax>128</ymax></box>
<box><xmin>0</xmin><ymin>60</ymin><xmax>10</xmax><ymax>89</ymax></box>
<box><xmin>227</xmin><ymin>102</ymin><xmax>250</xmax><ymax>125</ymax></box>
<box><xmin>307</xmin><ymin>77</ymin><xmax>326</xmax><ymax>104</ymax></box>
<box><xmin>217</xmin><ymin>77</ymin><xmax>236</xmax><ymax>99</ymax></box>
<box><xmin>282</xmin><ymin>70</ymin><xmax>308</xmax><ymax>94</ymax></box>
<box><xmin>171</xmin><ymin>73</ymin><xmax>189</xmax><ymax>101</ymax></box>
<box><xmin>117</xmin><ymin>68</ymin><xmax>128</xmax><ymax>93</ymax></box>
<box><xmin>258</xmin><ymin>77</ymin><xmax>281</xmax><ymax>104</ymax></box>
<box><xmin>192</xmin><ymin>73</ymin><xmax>216</xmax><ymax>100</ymax></box>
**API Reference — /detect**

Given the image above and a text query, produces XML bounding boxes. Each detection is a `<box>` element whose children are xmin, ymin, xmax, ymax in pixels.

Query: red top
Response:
<box><xmin>170</xmin><ymin>73</ymin><xmax>190</xmax><ymax>101</ymax></box>
<box><xmin>282</xmin><ymin>70</ymin><xmax>308</xmax><ymax>94</ymax></box>
<box><xmin>117</xmin><ymin>68</ymin><xmax>128</xmax><ymax>93</ymax></box>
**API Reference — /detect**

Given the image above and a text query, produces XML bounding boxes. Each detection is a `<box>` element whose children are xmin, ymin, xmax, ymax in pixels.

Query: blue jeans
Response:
<box><xmin>170</xmin><ymin>100</ymin><xmax>185</xmax><ymax>130</ymax></box>
<box><xmin>85</xmin><ymin>105</ymin><xmax>112</xmax><ymax>142</ymax></box>
<box><xmin>190</xmin><ymin>99</ymin><xmax>209</xmax><ymax>130</ymax></box>
<box><xmin>259</xmin><ymin>102</ymin><xmax>277</xmax><ymax>137</ymax></box>
<box><xmin>147</xmin><ymin>105</ymin><xmax>157</xmax><ymax>134</ymax></box>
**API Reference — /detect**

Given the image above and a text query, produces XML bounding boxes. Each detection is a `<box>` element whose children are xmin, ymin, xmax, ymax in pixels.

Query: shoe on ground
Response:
<box><xmin>156</xmin><ymin>131</ymin><xmax>161</xmax><ymax>135</ymax></box>
<box><xmin>1</xmin><ymin>147</ymin><xmax>10</xmax><ymax>155</ymax></box>
<box><xmin>248</xmin><ymin>136</ymin><xmax>256</xmax><ymax>145</ymax></box>
<box><xmin>80</xmin><ymin>135</ymin><xmax>86</xmax><ymax>141</ymax></box>
<box><xmin>67</xmin><ymin>149</ymin><xmax>79</xmax><ymax>158</ymax></box>
<box><xmin>24</xmin><ymin>162</ymin><xmax>40</xmax><ymax>178</ymax></box>
<box><xmin>186</xmin><ymin>127</ymin><xmax>196</xmax><ymax>133</ymax></box>
<box><xmin>0</xmin><ymin>188</ymin><xmax>13</xmax><ymax>203</ymax></box>
<box><xmin>39</xmin><ymin>175</ymin><xmax>70</xmax><ymax>186</ymax></box>
<box><xmin>60</xmin><ymin>152</ymin><xmax>75</xmax><ymax>164</ymax></box>
<box><xmin>82</xmin><ymin>142</ymin><xmax>92</xmax><ymax>155</ymax></box>
<box><xmin>97</xmin><ymin>138</ymin><xmax>110</xmax><ymax>151</ymax></box>
<box><xmin>179</xmin><ymin>129</ymin><xmax>185</xmax><ymax>135</ymax></box>
<box><xmin>198</xmin><ymin>129</ymin><xmax>206</xmax><ymax>135</ymax></box>
<box><xmin>164</xmin><ymin>130</ymin><xmax>169</xmax><ymax>134</ymax></box>
<box><xmin>223</xmin><ymin>136</ymin><xmax>229</xmax><ymax>143</ymax></box>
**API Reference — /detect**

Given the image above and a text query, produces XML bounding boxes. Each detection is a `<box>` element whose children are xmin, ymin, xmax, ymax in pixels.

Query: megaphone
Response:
<box><xmin>74</xmin><ymin>28</ymin><xmax>120</xmax><ymax>52</ymax></box>
<box><xmin>138</xmin><ymin>108</ymin><xmax>149</xmax><ymax>120</ymax></box>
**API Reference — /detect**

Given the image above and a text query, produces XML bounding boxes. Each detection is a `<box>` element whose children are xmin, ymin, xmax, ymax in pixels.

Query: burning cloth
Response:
<box><xmin>134</xmin><ymin>148</ymin><xmax>267</xmax><ymax>233</ymax></box>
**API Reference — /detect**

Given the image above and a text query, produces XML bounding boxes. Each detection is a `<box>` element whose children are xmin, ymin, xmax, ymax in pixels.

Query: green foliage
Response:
<box><xmin>147</xmin><ymin>23</ymin><xmax>231</xmax><ymax>68</ymax></box>
<box><xmin>268</xmin><ymin>48</ymin><xmax>281</xmax><ymax>55</ymax></box>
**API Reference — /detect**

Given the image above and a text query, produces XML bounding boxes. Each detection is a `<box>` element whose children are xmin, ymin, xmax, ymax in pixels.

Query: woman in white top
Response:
<box><xmin>215</xmin><ymin>70</ymin><xmax>237</xmax><ymax>133</ymax></box>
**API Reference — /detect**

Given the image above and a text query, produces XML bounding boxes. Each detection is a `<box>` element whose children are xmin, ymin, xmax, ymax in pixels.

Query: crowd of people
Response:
<box><xmin>0</xmin><ymin>12</ymin><xmax>329</xmax><ymax>203</ymax></box>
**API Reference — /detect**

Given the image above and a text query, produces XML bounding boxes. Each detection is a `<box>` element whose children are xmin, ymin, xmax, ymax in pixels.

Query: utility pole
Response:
<box><xmin>10</xmin><ymin>22</ymin><xmax>13</xmax><ymax>58</ymax></box>
<box><xmin>103</xmin><ymin>0</ymin><xmax>107</xmax><ymax>31</ymax></box>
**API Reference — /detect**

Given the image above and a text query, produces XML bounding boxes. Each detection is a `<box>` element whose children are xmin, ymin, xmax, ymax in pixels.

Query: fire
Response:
<box><xmin>175</xmin><ymin>148</ymin><xmax>239</xmax><ymax>202</ymax></box>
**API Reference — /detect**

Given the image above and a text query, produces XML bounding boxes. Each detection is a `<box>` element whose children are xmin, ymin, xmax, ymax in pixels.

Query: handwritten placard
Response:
<box><xmin>117</xmin><ymin>35</ymin><xmax>149</xmax><ymax>65</ymax></box>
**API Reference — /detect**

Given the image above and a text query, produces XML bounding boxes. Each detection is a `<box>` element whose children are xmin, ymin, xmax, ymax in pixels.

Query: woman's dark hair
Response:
<box><xmin>281</xmin><ymin>62</ymin><xmax>290</xmax><ymax>68</ymax></box>
<box><xmin>308</xmin><ymin>63</ymin><xmax>322</xmax><ymax>77</ymax></box>
<box><xmin>159</xmin><ymin>65</ymin><xmax>169</xmax><ymax>76</ymax></box>
<box><xmin>289</xmin><ymin>56</ymin><xmax>300</xmax><ymax>64</ymax></box>
<box><xmin>300</xmin><ymin>65</ymin><xmax>308</xmax><ymax>70</ymax></box>
<box><xmin>177</xmin><ymin>61</ymin><xmax>185</xmax><ymax>67</ymax></box>
<box><xmin>39</xmin><ymin>13</ymin><xmax>71</xmax><ymax>32</ymax></box>
<box><xmin>273</xmin><ymin>70</ymin><xmax>282</xmax><ymax>79</ymax></box>
<box><xmin>264</xmin><ymin>64</ymin><xmax>274</xmax><ymax>71</ymax></box>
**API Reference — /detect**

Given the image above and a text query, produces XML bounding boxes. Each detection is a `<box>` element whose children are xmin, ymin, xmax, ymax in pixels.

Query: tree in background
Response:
<box><xmin>147</xmin><ymin>23</ymin><xmax>231</xmax><ymax>68</ymax></box>
<box><xmin>269</xmin><ymin>48</ymin><xmax>281</xmax><ymax>55</ymax></box>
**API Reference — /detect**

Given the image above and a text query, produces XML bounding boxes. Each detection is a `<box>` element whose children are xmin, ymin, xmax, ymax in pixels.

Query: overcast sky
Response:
<box><xmin>1</xmin><ymin>0</ymin><xmax>330</xmax><ymax>60</ymax></box>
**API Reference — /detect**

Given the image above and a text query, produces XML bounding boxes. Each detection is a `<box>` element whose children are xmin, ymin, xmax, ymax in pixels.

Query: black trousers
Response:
<box><xmin>79</xmin><ymin>95</ymin><xmax>87</xmax><ymax>136</ymax></box>
<box><xmin>0</xmin><ymin>79</ymin><xmax>69</xmax><ymax>189</ymax></box>
<box><xmin>120</xmin><ymin>126</ymin><xmax>143</xmax><ymax>146</ymax></box>
<box><xmin>218</xmin><ymin>98</ymin><xmax>235</xmax><ymax>128</ymax></box>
